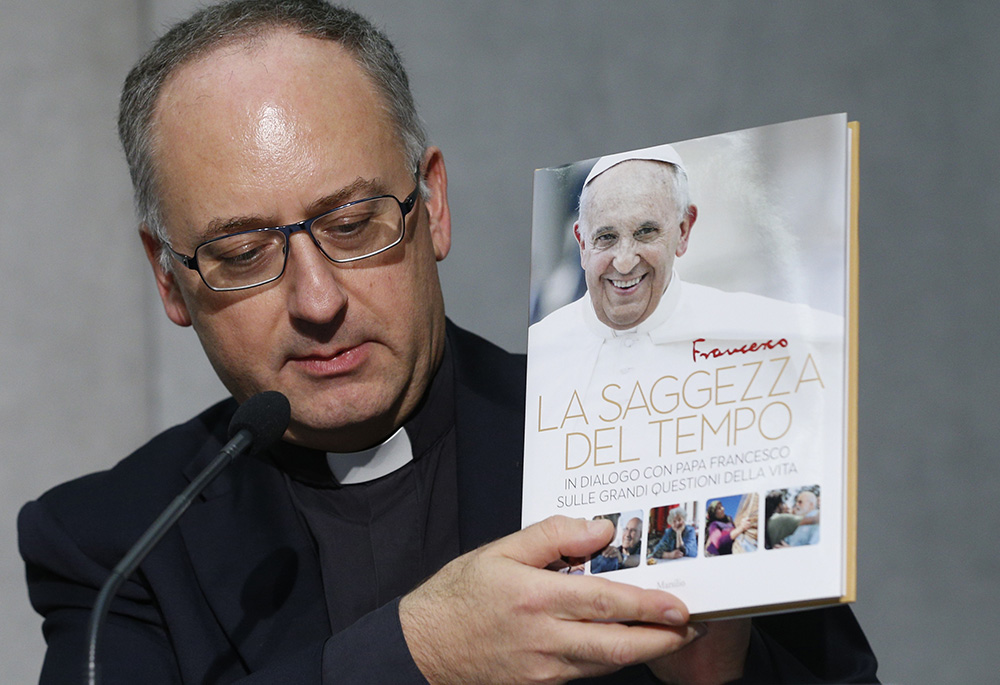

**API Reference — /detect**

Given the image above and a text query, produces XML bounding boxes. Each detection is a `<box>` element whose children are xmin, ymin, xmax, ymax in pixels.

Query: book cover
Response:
<box><xmin>522</xmin><ymin>113</ymin><xmax>858</xmax><ymax>618</ymax></box>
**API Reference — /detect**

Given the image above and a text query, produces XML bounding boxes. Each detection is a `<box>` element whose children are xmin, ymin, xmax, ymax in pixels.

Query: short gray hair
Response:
<box><xmin>118</xmin><ymin>0</ymin><xmax>427</xmax><ymax>265</ymax></box>
<box><xmin>667</xmin><ymin>506</ymin><xmax>688</xmax><ymax>525</ymax></box>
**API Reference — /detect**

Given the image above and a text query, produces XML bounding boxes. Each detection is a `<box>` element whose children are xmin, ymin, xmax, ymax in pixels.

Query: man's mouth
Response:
<box><xmin>289</xmin><ymin>342</ymin><xmax>370</xmax><ymax>376</ymax></box>
<box><xmin>610</xmin><ymin>274</ymin><xmax>645</xmax><ymax>290</ymax></box>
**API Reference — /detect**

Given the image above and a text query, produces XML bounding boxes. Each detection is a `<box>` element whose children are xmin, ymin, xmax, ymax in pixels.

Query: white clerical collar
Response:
<box><xmin>325</xmin><ymin>426</ymin><xmax>414</xmax><ymax>485</ymax></box>
<box><xmin>582</xmin><ymin>271</ymin><xmax>683</xmax><ymax>340</ymax></box>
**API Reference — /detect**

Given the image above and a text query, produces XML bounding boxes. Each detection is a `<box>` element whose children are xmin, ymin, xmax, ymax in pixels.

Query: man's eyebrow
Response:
<box><xmin>195</xmin><ymin>216</ymin><xmax>268</xmax><ymax>243</ymax></box>
<box><xmin>194</xmin><ymin>178</ymin><xmax>391</xmax><ymax>244</ymax></box>
<box><xmin>304</xmin><ymin>177</ymin><xmax>391</xmax><ymax>216</ymax></box>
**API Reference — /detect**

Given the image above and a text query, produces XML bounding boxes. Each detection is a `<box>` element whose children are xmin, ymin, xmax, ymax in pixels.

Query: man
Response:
<box><xmin>784</xmin><ymin>490</ymin><xmax>822</xmax><ymax>547</ymax></box>
<box><xmin>591</xmin><ymin>516</ymin><xmax>643</xmax><ymax>573</ymax></box>
<box><xmin>19</xmin><ymin>1</ymin><xmax>876</xmax><ymax>683</ymax></box>
<box><xmin>530</xmin><ymin>142</ymin><xmax>843</xmax><ymax>346</ymax></box>
<box><xmin>574</xmin><ymin>145</ymin><xmax>696</xmax><ymax>332</ymax></box>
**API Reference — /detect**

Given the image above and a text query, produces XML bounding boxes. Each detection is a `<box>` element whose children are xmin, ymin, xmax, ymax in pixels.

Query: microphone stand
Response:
<box><xmin>84</xmin><ymin>430</ymin><xmax>252</xmax><ymax>685</ymax></box>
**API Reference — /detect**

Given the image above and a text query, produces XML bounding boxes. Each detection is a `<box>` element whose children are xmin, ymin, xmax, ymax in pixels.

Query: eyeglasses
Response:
<box><xmin>165</xmin><ymin>186</ymin><xmax>419</xmax><ymax>291</ymax></box>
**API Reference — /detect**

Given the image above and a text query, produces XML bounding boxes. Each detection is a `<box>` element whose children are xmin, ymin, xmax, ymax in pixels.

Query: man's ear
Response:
<box><xmin>676</xmin><ymin>204</ymin><xmax>697</xmax><ymax>258</ymax></box>
<box><xmin>421</xmin><ymin>146</ymin><xmax>452</xmax><ymax>261</ymax></box>
<box><xmin>140</xmin><ymin>227</ymin><xmax>192</xmax><ymax>327</ymax></box>
<box><xmin>574</xmin><ymin>222</ymin><xmax>586</xmax><ymax>256</ymax></box>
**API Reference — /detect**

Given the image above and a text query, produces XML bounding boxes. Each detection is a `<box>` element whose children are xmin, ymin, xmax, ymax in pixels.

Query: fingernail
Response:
<box><xmin>690</xmin><ymin>622</ymin><xmax>709</xmax><ymax>641</ymax></box>
<box><xmin>663</xmin><ymin>608</ymin><xmax>686</xmax><ymax>626</ymax></box>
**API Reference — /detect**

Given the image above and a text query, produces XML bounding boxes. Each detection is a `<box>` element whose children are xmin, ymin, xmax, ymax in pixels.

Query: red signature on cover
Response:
<box><xmin>691</xmin><ymin>337</ymin><xmax>789</xmax><ymax>362</ymax></box>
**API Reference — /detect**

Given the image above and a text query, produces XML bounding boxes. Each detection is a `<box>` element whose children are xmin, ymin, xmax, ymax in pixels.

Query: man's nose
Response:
<box><xmin>611</xmin><ymin>241</ymin><xmax>640</xmax><ymax>274</ymax></box>
<box><xmin>283</xmin><ymin>232</ymin><xmax>348</xmax><ymax>324</ymax></box>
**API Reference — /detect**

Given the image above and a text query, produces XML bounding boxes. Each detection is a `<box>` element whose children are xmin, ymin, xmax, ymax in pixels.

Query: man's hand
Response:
<box><xmin>399</xmin><ymin>515</ymin><xmax>702</xmax><ymax>684</ymax></box>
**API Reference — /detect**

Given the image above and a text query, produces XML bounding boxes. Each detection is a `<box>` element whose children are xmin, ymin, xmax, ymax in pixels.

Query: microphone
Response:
<box><xmin>225</xmin><ymin>390</ymin><xmax>294</xmax><ymax>460</ymax></box>
<box><xmin>85</xmin><ymin>391</ymin><xmax>291</xmax><ymax>685</ymax></box>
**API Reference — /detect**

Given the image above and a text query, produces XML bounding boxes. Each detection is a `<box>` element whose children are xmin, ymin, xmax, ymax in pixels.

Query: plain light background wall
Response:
<box><xmin>3</xmin><ymin>2</ymin><xmax>997</xmax><ymax>683</ymax></box>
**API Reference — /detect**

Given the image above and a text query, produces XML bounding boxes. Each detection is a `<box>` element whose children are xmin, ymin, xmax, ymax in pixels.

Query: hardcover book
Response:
<box><xmin>521</xmin><ymin>113</ymin><xmax>859</xmax><ymax>618</ymax></box>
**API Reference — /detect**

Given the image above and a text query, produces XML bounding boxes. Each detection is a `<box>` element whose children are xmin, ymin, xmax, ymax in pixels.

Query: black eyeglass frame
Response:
<box><xmin>165</xmin><ymin>185</ymin><xmax>420</xmax><ymax>292</ymax></box>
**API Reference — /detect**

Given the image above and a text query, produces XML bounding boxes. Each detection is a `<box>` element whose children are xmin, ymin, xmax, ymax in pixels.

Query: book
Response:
<box><xmin>521</xmin><ymin>113</ymin><xmax>859</xmax><ymax>618</ymax></box>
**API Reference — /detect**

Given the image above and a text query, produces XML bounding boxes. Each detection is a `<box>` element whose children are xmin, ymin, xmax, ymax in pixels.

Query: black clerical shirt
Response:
<box><xmin>270</xmin><ymin>344</ymin><xmax>460</xmax><ymax>635</ymax></box>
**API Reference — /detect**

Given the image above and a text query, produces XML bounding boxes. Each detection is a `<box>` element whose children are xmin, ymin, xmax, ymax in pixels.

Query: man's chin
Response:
<box><xmin>598</xmin><ymin>289</ymin><xmax>654</xmax><ymax>329</ymax></box>
<box><xmin>602</xmin><ymin>307</ymin><xmax>650</xmax><ymax>330</ymax></box>
<box><xmin>280</xmin><ymin>391</ymin><xmax>403</xmax><ymax>452</ymax></box>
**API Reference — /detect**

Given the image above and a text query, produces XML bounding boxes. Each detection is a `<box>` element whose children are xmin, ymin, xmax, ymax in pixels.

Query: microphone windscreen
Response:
<box><xmin>228</xmin><ymin>391</ymin><xmax>292</xmax><ymax>455</ymax></box>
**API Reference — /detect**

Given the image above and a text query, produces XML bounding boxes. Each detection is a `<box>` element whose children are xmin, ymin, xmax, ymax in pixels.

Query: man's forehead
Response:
<box><xmin>580</xmin><ymin>161</ymin><xmax>679</xmax><ymax>228</ymax></box>
<box><xmin>155</xmin><ymin>30</ymin><xmax>369</xmax><ymax>121</ymax></box>
<box><xmin>587</xmin><ymin>160</ymin><xmax>675</xmax><ymax>196</ymax></box>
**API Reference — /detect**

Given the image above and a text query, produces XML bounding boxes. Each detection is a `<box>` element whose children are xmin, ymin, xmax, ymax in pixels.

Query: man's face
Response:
<box><xmin>144</xmin><ymin>32</ymin><xmax>451</xmax><ymax>451</ymax></box>
<box><xmin>621</xmin><ymin>517</ymin><xmax>642</xmax><ymax>553</ymax></box>
<box><xmin>575</xmin><ymin>161</ymin><xmax>694</xmax><ymax>330</ymax></box>
<box><xmin>793</xmin><ymin>493</ymin><xmax>816</xmax><ymax>515</ymax></box>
